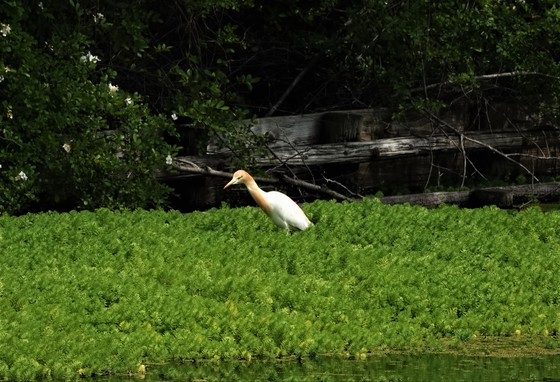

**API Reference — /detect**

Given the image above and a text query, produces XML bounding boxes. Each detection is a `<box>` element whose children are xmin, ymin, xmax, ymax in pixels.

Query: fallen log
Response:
<box><xmin>206</xmin><ymin>129</ymin><xmax>560</xmax><ymax>167</ymax></box>
<box><xmin>380</xmin><ymin>182</ymin><xmax>560</xmax><ymax>207</ymax></box>
<box><xmin>380</xmin><ymin>191</ymin><xmax>469</xmax><ymax>206</ymax></box>
<box><xmin>468</xmin><ymin>189</ymin><xmax>514</xmax><ymax>208</ymax></box>
<box><xmin>169</xmin><ymin>158</ymin><xmax>560</xmax><ymax>208</ymax></box>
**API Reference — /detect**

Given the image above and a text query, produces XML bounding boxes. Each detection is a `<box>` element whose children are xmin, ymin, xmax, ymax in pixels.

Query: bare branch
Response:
<box><xmin>423</xmin><ymin>109</ymin><xmax>540</xmax><ymax>182</ymax></box>
<box><xmin>277</xmin><ymin>173</ymin><xmax>356</xmax><ymax>202</ymax></box>
<box><xmin>457</xmin><ymin>134</ymin><xmax>465</xmax><ymax>188</ymax></box>
<box><xmin>173</xmin><ymin>158</ymin><xmax>232</xmax><ymax>179</ymax></box>
<box><xmin>260</xmin><ymin>122</ymin><xmax>318</xmax><ymax>193</ymax></box>
<box><xmin>411</xmin><ymin>71</ymin><xmax>560</xmax><ymax>94</ymax></box>
<box><xmin>266</xmin><ymin>55</ymin><xmax>319</xmax><ymax>117</ymax></box>
<box><xmin>322</xmin><ymin>175</ymin><xmax>364</xmax><ymax>199</ymax></box>
<box><xmin>172</xmin><ymin>158</ymin><xmax>355</xmax><ymax>202</ymax></box>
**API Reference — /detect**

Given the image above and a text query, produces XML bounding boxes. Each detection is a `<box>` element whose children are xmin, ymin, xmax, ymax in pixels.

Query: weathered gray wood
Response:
<box><xmin>380</xmin><ymin>191</ymin><xmax>470</xmax><ymax>206</ymax></box>
<box><xmin>172</xmin><ymin>105</ymin><xmax>560</xmax><ymax>210</ymax></box>
<box><xmin>318</xmin><ymin>112</ymin><xmax>362</xmax><ymax>143</ymax></box>
<box><xmin>165</xmin><ymin>158</ymin><xmax>560</xmax><ymax>208</ymax></box>
<box><xmin>206</xmin><ymin>109</ymin><xmax>390</xmax><ymax>153</ymax></box>
<box><xmin>187</xmin><ymin>129</ymin><xmax>560</xmax><ymax>168</ymax></box>
<box><xmin>379</xmin><ymin>182</ymin><xmax>560</xmax><ymax>207</ymax></box>
<box><xmin>251</xmin><ymin>129</ymin><xmax>560</xmax><ymax>166</ymax></box>
<box><xmin>508</xmin><ymin>182</ymin><xmax>560</xmax><ymax>198</ymax></box>
<box><xmin>206</xmin><ymin>113</ymin><xmax>322</xmax><ymax>154</ymax></box>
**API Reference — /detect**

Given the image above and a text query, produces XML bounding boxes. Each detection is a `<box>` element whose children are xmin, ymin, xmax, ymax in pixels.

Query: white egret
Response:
<box><xmin>224</xmin><ymin>170</ymin><xmax>312</xmax><ymax>231</ymax></box>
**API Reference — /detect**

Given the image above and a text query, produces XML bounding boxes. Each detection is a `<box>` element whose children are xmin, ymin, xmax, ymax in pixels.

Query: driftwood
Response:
<box><xmin>168</xmin><ymin>104</ymin><xmax>560</xmax><ymax>210</ymax></box>
<box><xmin>170</xmin><ymin>127</ymin><xmax>560</xmax><ymax>208</ymax></box>
<box><xmin>206</xmin><ymin>109</ymin><xmax>390</xmax><ymax>154</ymax></box>
<box><xmin>247</xmin><ymin>129</ymin><xmax>560</xmax><ymax>166</ymax></box>
<box><xmin>380</xmin><ymin>182</ymin><xmax>560</xmax><ymax>207</ymax></box>
<box><xmin>171</xmin><ymin>158</ymin><xmax>560</xmax><ymax>208</ymax></box>
<box><xmin>380</xmin><ymin>191</ymin><xmax>470</xmax><ymax>207</ymax></box>
<box><xmin>382</xmin><ymin>189</ymin><xmax>514</xmax><ymax>208</ymax></box>
<box><xmin>191</xmin><ymin>129</ymin><xmax>560</xmax><ymax>169</ymax></box>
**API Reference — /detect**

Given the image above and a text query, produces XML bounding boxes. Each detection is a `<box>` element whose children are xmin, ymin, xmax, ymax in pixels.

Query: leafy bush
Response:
<box><xmin>0</xmin><ymin>1</ymin><xmax>274</xmax><ymax>214</ymax></box>
<box><xmin>0</xmin><ymin>2</ymin><xmax>177</xmax><ymax>214</ymax></box>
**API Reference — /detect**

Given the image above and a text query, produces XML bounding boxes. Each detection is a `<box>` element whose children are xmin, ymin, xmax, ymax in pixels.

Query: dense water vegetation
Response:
<box><xmin>0</xmin><ymin>199</ymin><xmax>559</xmax><ymax>380</ymax></box>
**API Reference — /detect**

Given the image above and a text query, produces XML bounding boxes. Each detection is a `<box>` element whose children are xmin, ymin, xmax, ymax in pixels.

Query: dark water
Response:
<box><xmin>135</xmin><ymin>354</ymin><xmax>560</xmax><ymax>381</ymax></box>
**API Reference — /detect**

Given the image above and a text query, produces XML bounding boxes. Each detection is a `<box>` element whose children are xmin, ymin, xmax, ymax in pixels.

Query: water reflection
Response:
<box><xmin>131</xmin><ymin>353</ymin><xmax>560</xmax><ymax>382</ymax></box>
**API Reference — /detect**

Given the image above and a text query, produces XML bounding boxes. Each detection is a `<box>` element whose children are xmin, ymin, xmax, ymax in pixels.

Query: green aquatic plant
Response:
<box><xmin>0</xmin><ymin>201</ymin><xmax>559</xmax><ymax>379</ymax></box>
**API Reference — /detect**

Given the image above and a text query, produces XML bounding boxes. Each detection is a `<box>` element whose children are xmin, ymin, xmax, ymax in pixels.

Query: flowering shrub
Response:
<box><xmin>0</xmin><ymin>2</ymin><xmax>177</xmax><ymax>214</ymax></box>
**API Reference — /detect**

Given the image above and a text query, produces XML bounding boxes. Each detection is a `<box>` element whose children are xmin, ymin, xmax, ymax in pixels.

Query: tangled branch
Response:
<box><xmin>423</xmin><ymin>109</ymin><xmax>540</xmax><ymax>182</ymax></box>
<box><xmin>173</xmin><ymin>158</ymin><xmax>356</xmax><ymax>202</ymax></box>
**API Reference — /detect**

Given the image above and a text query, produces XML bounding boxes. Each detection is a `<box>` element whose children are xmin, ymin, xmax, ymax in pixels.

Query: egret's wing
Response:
<box><xmin>267</xmin><ymin>191</ymin><xmax>311</xmax><ymax>230</ymax></box>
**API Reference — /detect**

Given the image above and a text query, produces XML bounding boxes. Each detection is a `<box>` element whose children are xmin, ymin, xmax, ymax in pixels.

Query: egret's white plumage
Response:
<box><xmin>224</xmin><ymin>170</ymin><xmax>312</xmax><ymax>231</ymax></box>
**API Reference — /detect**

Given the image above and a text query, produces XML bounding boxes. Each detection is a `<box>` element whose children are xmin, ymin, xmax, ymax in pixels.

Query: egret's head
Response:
<box><xmin>224</xmin><ymin>170</ymin><xmax>249</xmax><ymax>189</ymax></box>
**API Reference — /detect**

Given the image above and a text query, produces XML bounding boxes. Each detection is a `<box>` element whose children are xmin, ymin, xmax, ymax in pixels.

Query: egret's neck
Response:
<box><xmin>244</xmin><ymin>178</ymin><xmax>272</xmax><ymax>216</ymax></box>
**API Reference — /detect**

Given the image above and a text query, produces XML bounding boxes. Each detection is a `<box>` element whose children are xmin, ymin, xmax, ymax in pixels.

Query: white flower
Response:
<box><xmin>0</xmin><ymin>75</ymin><xmax>4</xmax><ymax>83</ymax></box>
<box><xmin>125</xmin><ymin>97</ymin><xmax>133</xmax><ymax>106</ymax></box>
<box><xmin>62</xmin><ymin>143</ymin><xmax>71</xmax><ymax>153</ymax></box>
<box><xmin>108</xmin><ymin>83</ymin><xmax>119</xmax><ymax>93</ymax></box>
<box><xmin>38</xmin><ymin>2</ymin><xmax>44</xmax><ymax>10</ymax></box>
<box><xmin>171</xmin><ymin>113</ymin><xmax>178</xmax><ymax>121</ymax></box>
<box><xmin>0</xmin><ymin>24</ymin><xmax>11</xmax><ymax>37</ymax></box>
<box><xmin>165</xmin><ymin>155</ymin><xmax>173</xmax><ymax>165</ymax></box>
<box><xmin>16</xmin><ymin>171</ymin><xmax>28</xmax><ymax>181</ymax></box>
<box><xmin>93</xmin><ymin>13</ymin><xmax>105</xmax><ymax>23</ymax></box>
<box><xmin>80</xmin><ymin>51</ymin><xmax>100</xmax><ymax>64</ymax></box>
<box><xmin>6</xmin><ymin>106</ymin><xmax>13</xmax><ymax>119</ymax></box>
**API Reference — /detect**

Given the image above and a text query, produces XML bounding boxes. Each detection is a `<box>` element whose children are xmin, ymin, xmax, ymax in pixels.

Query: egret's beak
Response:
<box><xmin>223</xmin><ymin>177</ymin><xmax>237</xmax><ymax>190</ymax></box>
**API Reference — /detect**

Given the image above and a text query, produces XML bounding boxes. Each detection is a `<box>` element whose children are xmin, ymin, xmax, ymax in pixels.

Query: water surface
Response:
<box><xmin>139</xmin><ymin>353</ymin><xmax>560</xmax><ymax>381</ymax></box>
